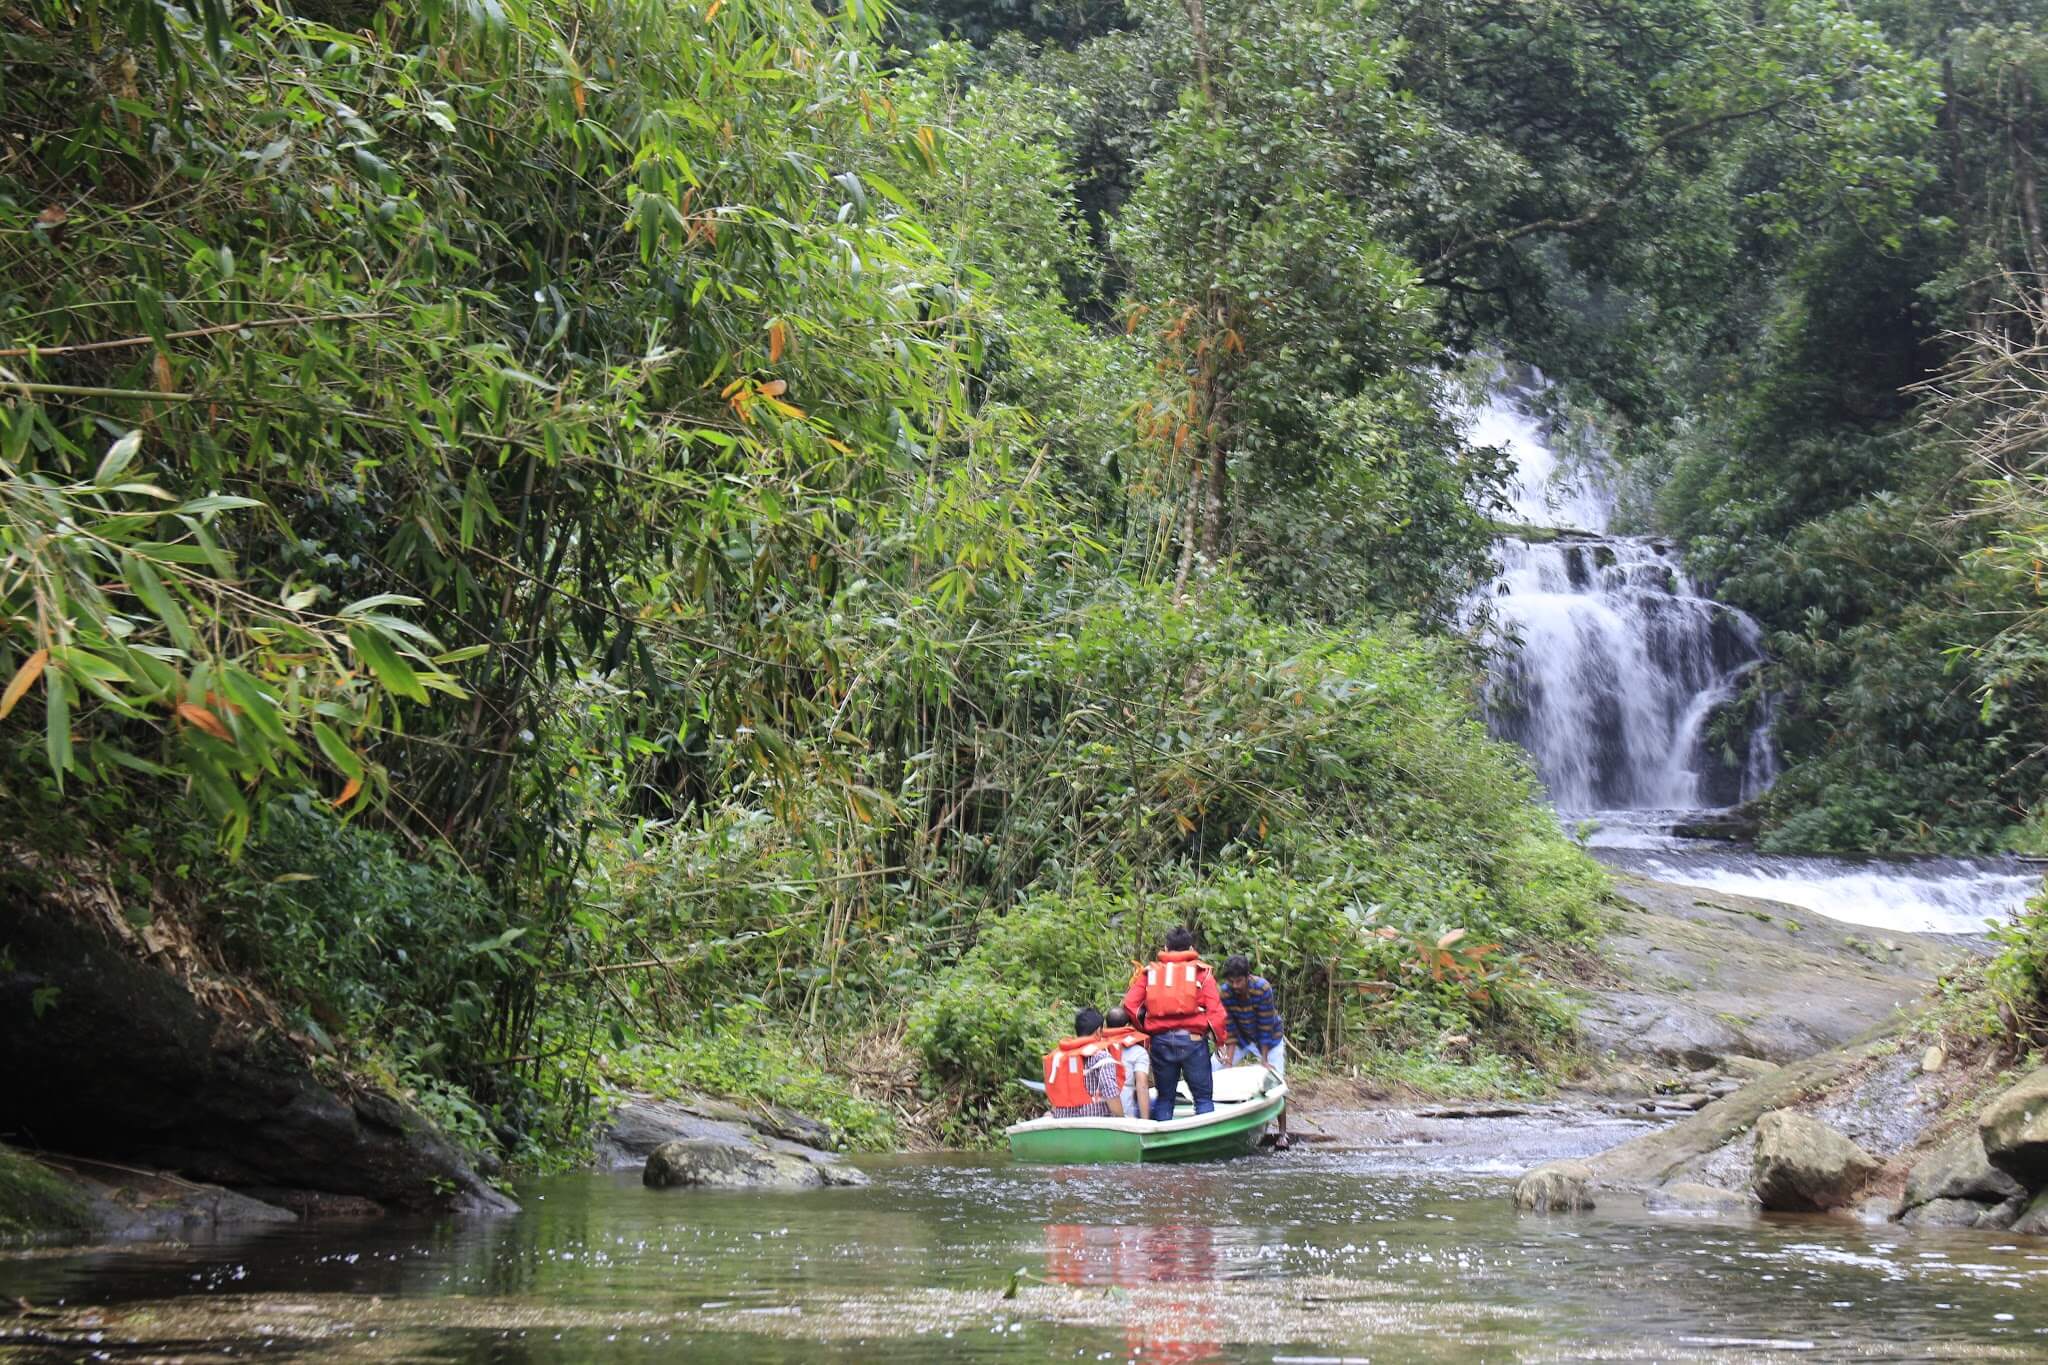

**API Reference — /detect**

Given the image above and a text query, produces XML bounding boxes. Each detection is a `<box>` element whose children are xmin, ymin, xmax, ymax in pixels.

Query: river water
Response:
<box><xmin>6</xmin><ymin>1137</ymin><xmax>2048</xmax><ymax>1362</ymax></box>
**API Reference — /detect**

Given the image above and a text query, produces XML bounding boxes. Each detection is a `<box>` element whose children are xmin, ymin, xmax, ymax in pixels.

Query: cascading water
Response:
<box><xmin>1467</xmin><ymin>370</ymin><xmax>1774</xmax><ymax>818</ymax></box>
<box><xmin>1462</xmin><ymin>368</ymin><xmax>2037</xmax><ymax>935</ymax></box>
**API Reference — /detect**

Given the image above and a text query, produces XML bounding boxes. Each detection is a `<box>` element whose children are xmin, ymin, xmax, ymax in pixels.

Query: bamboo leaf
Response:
<box><xmin>45</xmin><ymin>673</ymin><xmax>72</xmax><ymax>778</ymax></box>
<box><xmin>349</xmin><ymin>626</ymin><xmax>428</xmax><ymax>703</ymax></box>
<box><xmin>0</xmin><ymin>648</ymin><xmax>49</xmax><ymax>720</ymax></box>
<box><xmin>176</xmin><ymin>701</ymin><xmax>233</xmax><ymax>743</ymax></box>
<box><xmin>312</xmin><ymin>721</ymin><xmax>366</xmax><ymax>780</ymax></box>
<box><xmin>94</xmin><ymin>430</ymin><xmax>144</xmax><ymax>485</ymax></box>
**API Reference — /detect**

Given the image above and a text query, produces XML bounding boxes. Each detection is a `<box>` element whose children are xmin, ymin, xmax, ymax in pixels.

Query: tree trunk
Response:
<box><xmin>2011</xmin><ymin>77</ymin><xmax>2047</xmax><ymax>299</ymax></box>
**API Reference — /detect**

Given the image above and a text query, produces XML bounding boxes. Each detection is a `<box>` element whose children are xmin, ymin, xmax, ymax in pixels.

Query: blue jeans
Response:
<box><xmin>1148</xmin><ymin>1030</ymin><xmax>1213</xmax><ymax>1119</ymax></box>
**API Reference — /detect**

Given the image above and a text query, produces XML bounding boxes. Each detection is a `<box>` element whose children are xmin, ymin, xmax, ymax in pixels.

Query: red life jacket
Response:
<box><xmin>1136</xmin><ymin>950</ymin><xmax>1208</xmax><ymax>1020</ymax></box>
<box><xmin>1043</xmin><ymin>1034</ymin><xmax>1124</xmax><ymax>1109</ymax></box>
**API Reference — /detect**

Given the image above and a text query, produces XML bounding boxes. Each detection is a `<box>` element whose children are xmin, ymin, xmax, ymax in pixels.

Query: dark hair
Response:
<box><xmin>1075</xmin><ymin>1006</ymin><xmax>1104</xmax><ymax>1035</ymax></box>
<box><xmin>1105</xmin><ymin>1006</ymin><xmax>1131</xmax><ymax>1029</ymax></box>
<box><xmin>1164</xmin><ymin>925</ymin><xmax>1195</xmax><ymax>953</ymax></box>
<box><xmin>1222</xmin><ymin>954</ymin><xmax>1252</xmax><ymax>980</ymax></box>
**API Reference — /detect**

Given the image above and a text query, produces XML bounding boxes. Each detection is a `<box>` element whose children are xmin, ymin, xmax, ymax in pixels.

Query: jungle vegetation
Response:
<box><xmin>5</xmin><ymin>0</ymin><xmax>2046</xmax><ymax>1155</ymax></box>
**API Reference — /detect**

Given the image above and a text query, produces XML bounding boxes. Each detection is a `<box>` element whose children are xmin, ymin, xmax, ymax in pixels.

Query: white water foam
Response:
<box><xmin>1593</xmin><ymin>846</ymin><xmax>2039</xmax><ymax>935</ymax></box>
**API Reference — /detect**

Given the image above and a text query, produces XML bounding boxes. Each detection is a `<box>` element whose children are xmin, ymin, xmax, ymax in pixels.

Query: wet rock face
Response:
<box><xmin>1751</xmin><ymin>1110</ymin><xmax>1880</xmax><ymax>1212</ymax></box>
<box><xmin>0</xmin><ymin>900</ymin><xmax>512</xmax><ymax>1216</ymax></box>
<box><xmin>1978</xmin><ymin>1067</ymin><xmax>2048</xmax><ymax>1186</ymax></box>
<box><xmin>1512</xmin><ymin>1160</ymin><xmax>1595</xmax><ymax>1213</ymax></box>
<box><xmin>643</xmin><ymin>1138</ymin><xmax>868</xmax><ymax>1190</ymax></box>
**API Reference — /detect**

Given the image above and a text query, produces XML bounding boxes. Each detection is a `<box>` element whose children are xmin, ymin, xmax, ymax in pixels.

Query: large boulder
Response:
<box><xmin>1978</xmin><ymin>1067</ymin><xmax>2048</xmax><ymax>1186</ymax></box>
<box><xmin>1901</xmin><ymin>1131</ymin><xmax>2024</xmax><ymax>1212</ymax></box>
<box><xmin>1513</xmin><ymin>1160</ymin><xmax>1594</xmax><ymax>1213</ymax></box>
<box><xmin>1751</xmin><ymin>1110</ymin><xmax>1880</xmax><ymax>1212</ymax></box>
<box><xmin>643</xmin><ymin>1138</ymin><xmax>868</xmax><ymax>1190</ymax></box>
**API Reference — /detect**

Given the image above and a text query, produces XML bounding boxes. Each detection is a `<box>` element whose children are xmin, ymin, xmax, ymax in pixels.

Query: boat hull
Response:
<box><xmin>1006</xmin><ymin>1087</ymin><xmax>1286</xmax><ymax>1164</ymax></box>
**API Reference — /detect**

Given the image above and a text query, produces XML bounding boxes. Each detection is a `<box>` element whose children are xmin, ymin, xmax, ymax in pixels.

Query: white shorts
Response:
<box><xmin>1231</xmin><ymin>1039</ymin><xmax>1285</xmax><ymax>1079</ymax></box>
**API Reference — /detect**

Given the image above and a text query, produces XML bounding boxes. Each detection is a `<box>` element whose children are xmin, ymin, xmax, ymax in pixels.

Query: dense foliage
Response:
<box><xmin>13</xmin><ymin>0</ymin><xmax>2046</xmax><ymax>1160</ymax></box>
<box><xmin>0</xmin><ymin>0</ymin><xmax>1614</xmax><ymax>1158</ymax></box>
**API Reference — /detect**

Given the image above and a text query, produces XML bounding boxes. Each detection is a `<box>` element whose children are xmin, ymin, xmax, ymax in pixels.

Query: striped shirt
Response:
<box><xmin>1220</xmin><ymin>975</ymin><xmax>1284</xmax><ymax>1050</ymax></box>
<box><xmin>1051</xmin><ymin>1048</ymin><xmax>1123</xmax><ymax>1118</ymax></box>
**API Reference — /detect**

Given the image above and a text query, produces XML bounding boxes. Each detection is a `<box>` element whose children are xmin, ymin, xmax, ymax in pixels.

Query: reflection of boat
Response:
<box><xmin>1006</xmin><ymin>1065</ymin><xmax>1285</xmax><ymax>1163</ymax></box>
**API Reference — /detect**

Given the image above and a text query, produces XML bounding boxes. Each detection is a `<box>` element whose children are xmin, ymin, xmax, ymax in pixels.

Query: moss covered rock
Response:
<box><xmin>0</xmin><ymin>1145</ymin><xmax>91</xmax><ymax>1239</ymax></box>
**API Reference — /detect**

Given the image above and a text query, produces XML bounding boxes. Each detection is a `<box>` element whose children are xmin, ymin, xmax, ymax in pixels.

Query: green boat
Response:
<box><xmin>1006</xmin><ymin>1066</ymin><xmax>1287</xmax><ymax>1164</ymax></box>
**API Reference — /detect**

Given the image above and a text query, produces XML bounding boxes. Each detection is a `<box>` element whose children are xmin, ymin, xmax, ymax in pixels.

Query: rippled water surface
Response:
<box><xmin>5</xmin><ymin>1148</ymin><xmax>2047</xmax><ymax>1362</ymax></box>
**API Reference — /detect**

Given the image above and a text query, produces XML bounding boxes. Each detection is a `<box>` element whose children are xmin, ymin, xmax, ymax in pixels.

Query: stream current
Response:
<box><xmin>6</xmin><ymin>1137</ymin><xmax>2048</xmax><ymax>1362</ymax></box>
<box><xmin>1464</xmin><ymin>372</ymin><xmax>2043</xmax><ymax>935</ymax></box>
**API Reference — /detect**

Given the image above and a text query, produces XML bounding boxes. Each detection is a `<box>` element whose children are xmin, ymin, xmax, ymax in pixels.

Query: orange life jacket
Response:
<box><xmin>1101</xmin><ymin>1025</ymin><xmax>1150</xmax><ymax>1056</ymax></box>
<box><xmin>1137</xmin><ymin>949</ymin><xmax>1208</xmax><ymax>1019</ymax></box>
<box><xmin>1043</xmin><ymin>1034</ymin><xmax>1124</xmax><ymax>1109</ymax></box>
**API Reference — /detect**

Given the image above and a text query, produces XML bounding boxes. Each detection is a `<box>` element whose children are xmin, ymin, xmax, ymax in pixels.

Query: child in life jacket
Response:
<box><xmin>1042</xmin><ymin>1007</ymin><xmax>1126</xmax><ymax>1118</ymax></box>
<box><xmin>1103</xmin><ymin>1006</ymin><xmax>1153</xmax><ymax>1119</ymax></box>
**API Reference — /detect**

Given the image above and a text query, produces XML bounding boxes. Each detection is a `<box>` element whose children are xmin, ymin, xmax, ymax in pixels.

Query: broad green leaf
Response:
<box><xmin>349</xmin><ymin>626</ymin><xmax>428</xmax><ymax>703</ymax></box>
<box><xmin>312</xmin><ymin>721</ymin><xmax>366</xmax><ymax>781</ymax></box>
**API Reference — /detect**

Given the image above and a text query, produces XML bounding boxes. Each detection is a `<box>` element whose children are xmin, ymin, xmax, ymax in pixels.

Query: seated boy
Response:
<box><xmin>1104</xmin><ymin>1006</ymin><xmax>1153</xmax><ymax>1120</ymax></box>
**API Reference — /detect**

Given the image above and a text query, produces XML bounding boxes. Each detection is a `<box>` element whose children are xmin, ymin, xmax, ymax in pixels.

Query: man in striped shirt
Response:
<box><xmin>1220</xmin><ymin>954</ymin><xmax>1290</xmax><ymax>1149</ymax></box>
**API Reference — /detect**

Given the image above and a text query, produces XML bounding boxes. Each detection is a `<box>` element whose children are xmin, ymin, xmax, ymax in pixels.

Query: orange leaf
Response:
<box><xmin>1435</xmin><ymin>928</ymin><xmax>1467</xmax><ymax>950</ymax></box>
<box><xmin>705</xmin><ymin>0</ymin><xmax>724</xmax><ymax>18</ymax></box>
<box><xmin>332</xmin><ymin>775</ymin><xmax>362</xmax><ymax>807</ymax></box>
<box><xmin>152</xmin><ymin>352</ymin><xmax>175</xmax><ymax>393</ymax></box>
<box><xmin>0</xmin><ymin>648</ymin><xmax>49</xmax><ymax>721</ymax></box>
<box><xmin>175</xmin><ymin>702</ymin><xmax>232</xmax><ymax>742</ymax></box>
<box><xmin>768</xmin><ymin>321</ymin><xmax>786</xmax><ymax>364</ymax></box>
<box><xmin>760</xmin><ymin>378</ymin><xmax>788</xmax><ymax>397</ymax></box>
<box><xmin>571</xmin><ymin>79</ymin><xmax>587</xmax><ymax>116</ymax></box>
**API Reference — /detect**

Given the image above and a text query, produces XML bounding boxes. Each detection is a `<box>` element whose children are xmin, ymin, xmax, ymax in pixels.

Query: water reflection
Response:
<box><xmin>1046</xmin><ymin>1222</ymin><xmax>1222</xmax><ymax>1364</ymax></box>
<box><xmin>1</xmin><ymin>1155</ymin><xmax>2045</xmax><ymax>1362</ymax></box>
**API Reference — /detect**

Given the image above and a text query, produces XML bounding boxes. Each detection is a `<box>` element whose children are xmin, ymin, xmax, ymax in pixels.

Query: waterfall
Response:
<box><xmin>1464</xmin><ymin>371</ymin><xmax>1775</xmax><ymax>817</ymax></box>
<box><xmin>1457</xmin><ymin>367</ymin><xmax>2036</xmax><ymax>935</ymax></box>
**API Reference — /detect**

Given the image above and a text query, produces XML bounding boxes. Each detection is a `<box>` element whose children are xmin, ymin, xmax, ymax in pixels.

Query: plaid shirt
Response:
<box><xmin>1220</xmin><ymin>975</ymin><xmax>1284</xmax><ymax>1050</ymax></box>
<box><xmin>1051</xmin><ymin>1048</ymin><xmax>1123</xmax><ymax>1118</ymax></box>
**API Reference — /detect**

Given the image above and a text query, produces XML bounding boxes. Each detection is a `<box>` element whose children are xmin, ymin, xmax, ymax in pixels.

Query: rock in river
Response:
<box><xmin>2014</xmin><ymin>1188</ymin><xmax>2048</xmax><ymax>1238</ymax></box>
<box><xmin>1513</xmin><ymin>1160</ymin><xmax>1594</xmax><ymax>1213</ymax></box>
<box><xmin>1978</xmin><ymin>1066</ymin><xmax>2048</xmax><ymax>1186</ymax></box>
<box><xmin>1644</xmin><ymin>1182</ymin><xmax>1758</xmax><ymax>1216</ymax></box>
<box><xmin>1900</xmin><ymin>1130</ymin><xmax>2023</xmax><ymax>1213</ymax></box>
<box><xmin>643</xmin><ymin>1138</ymin><xmax>868</xmax><ymax>1190</ymax></box>
<box><xmin>1900</xmin><ymin>1197</ymin><xmax>1994</xmax><ymax>1230</ymax></box>
<box><xmin>1751</xmin><ymin>1110</ymin><xmax>1880</xmax><ymax>1213</ymax></box>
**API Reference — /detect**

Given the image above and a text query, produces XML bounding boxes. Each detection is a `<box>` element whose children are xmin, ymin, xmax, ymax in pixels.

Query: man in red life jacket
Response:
<box><xmin>1043</xmin><ymin>1007</ymin><xmax>1126</xmax><ymax>1118</ymax></box>
<box><xmin>1121</xmin><ymin>926</ymin><xmax>1229</xmax><ymax>1119</ymax></box>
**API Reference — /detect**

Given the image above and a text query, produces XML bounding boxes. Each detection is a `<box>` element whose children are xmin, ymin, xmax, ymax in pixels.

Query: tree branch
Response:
<box><xmin>1431</xmin><ymin>98</ymin><xmax>1795</xmax><ymax>267</ymax></box>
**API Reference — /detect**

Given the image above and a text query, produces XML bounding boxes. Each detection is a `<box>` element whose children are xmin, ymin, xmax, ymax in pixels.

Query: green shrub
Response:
<box><xmin>222</xmin><ymin>800</ymin><xmax>513</xmax><ymax>1054</ymax></box>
